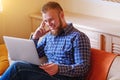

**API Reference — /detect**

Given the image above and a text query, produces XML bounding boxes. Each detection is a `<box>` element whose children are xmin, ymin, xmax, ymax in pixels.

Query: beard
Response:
<box><xmin>50</xmin><ymin>16</ymin><xmax>64</xmax><ymax>36</ymax></box>
<box><xmin>50</xmin><ymin>25</ymin><xmax>64</xmax><ymax>36</ymax></box>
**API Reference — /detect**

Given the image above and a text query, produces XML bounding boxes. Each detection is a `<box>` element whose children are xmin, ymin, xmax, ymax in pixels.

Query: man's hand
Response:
<box><xmin>32</xmin><ymin>21</ymin><xmax>50</xmax><ymax>39</ymax></box>
<box><xmin>39</xmin><ymin>63</ymin><xmax>58</xmax><ymax>75</ymax></box>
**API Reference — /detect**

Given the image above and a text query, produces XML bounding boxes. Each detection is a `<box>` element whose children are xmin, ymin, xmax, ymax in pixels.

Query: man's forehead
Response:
<box><xmin>42</xmin><ymin>9</ymin><xmax>58</xmax><ymax>19</ymax></box>
<box><xmin>42</xmin><ymin>9</ymin><xmax>58</xmax><ymax>14</ymax></box>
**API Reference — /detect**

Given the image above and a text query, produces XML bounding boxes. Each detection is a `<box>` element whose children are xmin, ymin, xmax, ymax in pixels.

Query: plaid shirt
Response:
<box><xmin>34</xmin><ymin>23</ymin><xmax>91</xmax><ymax>79</ymax></box>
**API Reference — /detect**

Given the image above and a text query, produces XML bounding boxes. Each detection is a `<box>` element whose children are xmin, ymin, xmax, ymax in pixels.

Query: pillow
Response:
<box><xmin>0</xmin><ymin>44</ymin><xmax>9</xmax><ymax>75</ymax></box>
<box><xmin>0</xmin><ymin>44</ymin><xmax>8</xmax><ymax>56</ymax></box>
<box><xmin>86</xmin><ymin>48</ymin><xmax>118</xmax><ymax>80</ymax></box>
<box><xmin>107</xmin><ymin>56</ymin><xmax>120</xmax><ymax>80</ymax></box>
<box><xmin>0</xmin><ymin>56</ymin><xmax>9</xmax><ymax>75</ymax></box>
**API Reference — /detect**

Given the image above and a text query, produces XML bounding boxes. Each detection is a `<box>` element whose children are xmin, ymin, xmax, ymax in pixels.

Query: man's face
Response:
<box><xmin>42</xmin><ymin>9</ymin><xmax>63</xmax><ymax>36</ymax></box>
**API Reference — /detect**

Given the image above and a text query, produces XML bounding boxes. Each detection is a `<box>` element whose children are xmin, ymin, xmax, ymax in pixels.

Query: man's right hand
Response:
<box><xmin>32</xmin><ymin>21</ymin><xmax>50</xmax><ymax>39</ymax></box>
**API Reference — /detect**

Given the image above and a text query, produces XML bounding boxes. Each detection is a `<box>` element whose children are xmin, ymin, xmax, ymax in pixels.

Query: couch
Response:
<box><xmin>0</xmin><ymin>44</ymin><xmax>120</xmax><ymax>80</ymax></box>
<box><xmin>87</xmin><ymin>48</ymin><xmax>120</xmax><ymax>80</ymax></box>
<box><xmin>0</xmin><ymin>44</ymin><xmax>9</xmax><ymax>75</ymax></box>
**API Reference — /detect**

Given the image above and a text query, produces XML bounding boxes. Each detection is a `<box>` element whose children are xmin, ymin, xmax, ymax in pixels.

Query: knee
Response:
<box><xmin>10</xmin><ymin>61</ymin><xmax>29</xmax><ymax>70</ymax></box>
<box><xmin>11</xmin><ymin>61</ymin><xmax>38</xmax><ymax>70</ymax></box>
<box><xmin>11</xmin><ymin>61</ymin><xmax>26</xmax><ymax>66</ymax></box>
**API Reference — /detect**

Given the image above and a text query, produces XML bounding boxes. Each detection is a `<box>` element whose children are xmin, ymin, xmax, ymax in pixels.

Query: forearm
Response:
<box><xmin>30</xmin><ymin>33</ymin><xmax>39</xmax><ymax>46</ymax></box>
<box><xmin>58</xmin><ymin>63</ymin><xmax>90</xmax><ymax>77</ymax></box>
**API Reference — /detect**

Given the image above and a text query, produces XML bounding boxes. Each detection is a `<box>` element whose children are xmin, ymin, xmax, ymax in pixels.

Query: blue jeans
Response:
<box><xmin>0</xmin><ymin>61</ymin><xmax>74</xmax><ymax>80</ymax></box>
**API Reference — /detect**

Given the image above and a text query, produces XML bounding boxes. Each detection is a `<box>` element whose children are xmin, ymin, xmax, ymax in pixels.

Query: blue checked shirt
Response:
<box><xmin>33</xmin><ymin>23</ymin><xmax>91</xmax><ymax>78</ymax></box>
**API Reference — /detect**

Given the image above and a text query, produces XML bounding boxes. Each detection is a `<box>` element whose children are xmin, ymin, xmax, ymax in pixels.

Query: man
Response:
<box><xmin>0</xmin><ymin>1</ymin><xmax>91</xmax><ymax>80</ymax></box>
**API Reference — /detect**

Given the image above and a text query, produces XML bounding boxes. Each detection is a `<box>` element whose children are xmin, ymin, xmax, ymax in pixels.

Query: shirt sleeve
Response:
<box><xmin>32</xmin><ymin>36</ymin><xmax>46</xmax><ymax>58</ymax></box>
<box><xmin>58</xmin><ymin>33</ymin><xmax>91</xmax><ymax>77</ymax></box>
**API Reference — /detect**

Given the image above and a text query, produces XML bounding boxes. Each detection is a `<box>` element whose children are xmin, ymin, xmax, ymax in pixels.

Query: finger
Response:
<box><xmin>40</xmin><ymin>21</ymin><xmax>46</xmax><ymax>28</ymax></box>
<box><xmin>40</xmin><ymin>63</ymin><xmax>53</xmax><ymax>70</ymax></box>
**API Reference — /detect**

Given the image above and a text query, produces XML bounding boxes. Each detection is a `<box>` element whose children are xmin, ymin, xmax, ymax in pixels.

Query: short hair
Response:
<box><xmin>41</xmin><ymin>1</ymin><xmax>63</xmax><ymax>13</ymax></box>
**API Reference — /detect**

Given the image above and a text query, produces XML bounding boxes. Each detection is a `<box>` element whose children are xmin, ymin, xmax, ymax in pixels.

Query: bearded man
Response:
<box><xmin>0</xmin><ymin>1</ymin><xmax>91</xmax><ymax>80</ymax></box>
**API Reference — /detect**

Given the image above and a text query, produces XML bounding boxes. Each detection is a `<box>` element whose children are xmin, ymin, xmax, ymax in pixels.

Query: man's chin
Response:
<box><xmin>50</xmin><ymin>30</ymin><xmax>58</xmax><ymax>36</ymax></box>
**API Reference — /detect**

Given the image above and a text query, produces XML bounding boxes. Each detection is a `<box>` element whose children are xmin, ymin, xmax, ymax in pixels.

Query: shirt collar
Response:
<box><xmin>63</xmin><ymin>23</ymin><xmax>73</xmax><ymax>35</ymax></box>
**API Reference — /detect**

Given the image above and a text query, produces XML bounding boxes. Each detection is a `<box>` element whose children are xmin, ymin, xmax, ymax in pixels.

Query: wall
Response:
<box><xmin>58</xmin><ymin>0</ymin><xmax>120</xmax><ymax>21</ymax></box>
<box><xmin>0</xmin><ymin>0</ymin><xmax>120</xmax><ymax>43</ymax></box>
<box><xmin>0</xmin><ymin>0</ymin><xmax>45</xmax><ymax>44</ymax></box>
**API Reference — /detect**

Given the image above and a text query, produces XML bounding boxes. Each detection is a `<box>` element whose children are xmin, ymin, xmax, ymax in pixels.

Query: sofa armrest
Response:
<box><xmin>107</xmin><ymin>56</ymin><xmax>120</xmax><ymax>80</ymax></box>
<box><xmin>86</xmin><ymin>48</ymin><xmax>118</xmax><ymax>80</ymax></box>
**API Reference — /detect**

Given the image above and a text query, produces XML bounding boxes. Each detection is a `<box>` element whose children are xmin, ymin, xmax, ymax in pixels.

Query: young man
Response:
<box><xmin>0</xmin><ymin>1</ymin><xmax>91</xmax><ymax>80</ymax></box>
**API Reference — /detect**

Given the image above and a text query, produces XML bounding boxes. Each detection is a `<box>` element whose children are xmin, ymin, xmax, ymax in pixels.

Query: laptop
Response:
<box><xmin>3</xmin><ymin>36</ymin><xmax>47</xmax><ymax>65</ymax></box>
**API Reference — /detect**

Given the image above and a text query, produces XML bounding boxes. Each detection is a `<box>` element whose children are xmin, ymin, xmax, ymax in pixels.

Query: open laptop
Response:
<box><xmin>3</xmin><ymin>36</ymin><xmax>47</xmax><ymax>65</ymax></box>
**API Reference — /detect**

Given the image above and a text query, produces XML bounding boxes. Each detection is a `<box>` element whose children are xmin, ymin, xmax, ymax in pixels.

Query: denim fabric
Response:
<box><xmin>0</xmin><ymin>61</ymin><xmax>75</xmax><ymax>80</ymax></box>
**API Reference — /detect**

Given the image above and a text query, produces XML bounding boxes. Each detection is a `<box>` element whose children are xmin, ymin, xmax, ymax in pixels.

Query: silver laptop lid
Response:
<box><xmin>3</xmin><ymin>36</ymin><xmax>41</xmax><ymax>65</ymax></box>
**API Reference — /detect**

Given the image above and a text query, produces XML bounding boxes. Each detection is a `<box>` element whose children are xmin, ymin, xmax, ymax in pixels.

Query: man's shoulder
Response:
<box><xmin>71</xmin><ymin>27</ymin><xmax>86</xmax><ymax>35</ymax></box>
<box><xmin>71</xmin><ymin>27</ymin><xmax>90</xmax><ymax>39</ymax></box>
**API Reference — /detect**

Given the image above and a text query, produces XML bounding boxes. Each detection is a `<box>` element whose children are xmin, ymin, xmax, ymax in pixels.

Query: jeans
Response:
<box><xmin>0</xmin><ymin>61</ymin><xmax>74</xmax><ymax>80</ymax></box>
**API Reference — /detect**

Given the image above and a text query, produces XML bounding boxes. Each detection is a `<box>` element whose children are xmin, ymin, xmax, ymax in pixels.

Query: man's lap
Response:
<box><xmin>1</xmin><ymin>61</ymin><xmax>75</xmax><ymax>80</ymax></box>
<box><xmin>1</xmin><ymin>61</ymin><xmax>56</xmax><ymax>80</ymax></box>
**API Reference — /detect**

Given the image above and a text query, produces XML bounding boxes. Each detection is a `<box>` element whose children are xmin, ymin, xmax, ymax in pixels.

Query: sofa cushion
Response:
<box><xmin>107</xmin><ymin>56</ymin><xmax>120</xmax><ymax>80</ymax></box>
<box><xmin>86</xmin><ymin>48</ymin><xmax>118</xmax><ymax>80</ymax></box>
<box><xmin>0</xmin><ymin>56</ymin><xmax>9</xmax><ymax>75</ymax></box>
<box><xmin>0</xmin><ymin>44</ymin><xmax>9</xmax><ymax>75</ymax></box>
<box><xmin>0</xmin><ymin>44</ymin><xmax>8</xmax><ymax>56</ymax></box>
